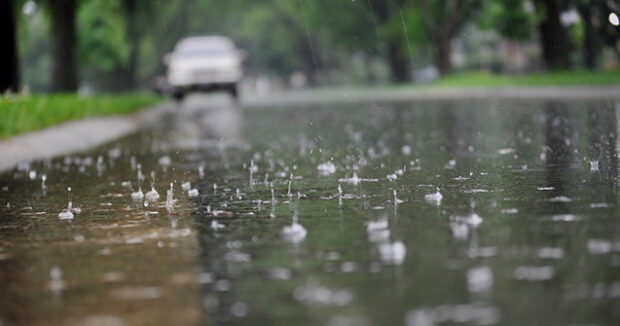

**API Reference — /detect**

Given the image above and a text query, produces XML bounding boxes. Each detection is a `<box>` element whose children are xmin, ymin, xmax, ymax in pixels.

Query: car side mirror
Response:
<box><xmin>163</xmin><ymin>53</ymin><xmax>172</xmax><ymax>66</ymax></box>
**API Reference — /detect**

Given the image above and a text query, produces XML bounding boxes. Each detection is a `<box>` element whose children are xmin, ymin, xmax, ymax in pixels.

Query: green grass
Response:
<box><xmin>430</xmin><ymin>70</ymin><xmax>620</xmax><ymax>87</ymax></box>
<box><xmin>0</xmin><ymin>93</ymin><xmax>161</xmax><ymax>138</ymax></box>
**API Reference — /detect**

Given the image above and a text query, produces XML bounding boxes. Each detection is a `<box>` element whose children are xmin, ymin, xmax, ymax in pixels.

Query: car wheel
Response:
<box><xmin>172</xmin><ymin>91</ymin><xmax>185</xmax><ymax>102</ymax></box>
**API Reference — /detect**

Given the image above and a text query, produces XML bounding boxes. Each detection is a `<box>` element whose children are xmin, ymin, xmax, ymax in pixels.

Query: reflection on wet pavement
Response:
<box><xmin>1</xmin><ymin>95</ymin><xmax>620</xmax><ymax>325</ymax></box>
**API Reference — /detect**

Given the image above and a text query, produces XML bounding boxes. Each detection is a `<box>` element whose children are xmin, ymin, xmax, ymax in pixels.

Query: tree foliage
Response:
<box><xmin>14</xmin><ymin>0</ymin><xmax>620</xmax><ymax>92</ymax></box>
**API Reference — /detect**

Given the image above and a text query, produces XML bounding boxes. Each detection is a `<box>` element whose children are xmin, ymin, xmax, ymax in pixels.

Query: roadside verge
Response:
<box><xmin>242</xmin><ymin>86</ymin><xmax>620</xmax><ymax>107</ymax></box>
<box><xmin>0</xmin><ymin>103</ymin><xmax>171</xmax><ymax>172</ymax></box>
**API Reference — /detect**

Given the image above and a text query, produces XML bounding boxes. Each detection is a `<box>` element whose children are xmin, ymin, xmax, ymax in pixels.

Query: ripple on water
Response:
<box><xmin>546</xmin><ymin>196</ymin><xmax>573</xmax><ymax>203</ymax></box>
<box><xmin>82</xmin><ymin>315</ymin><xmax>124</xmax><ymax>326</ymax></box>
<box><xmin>293</xmin><ymin>280</ymin><xmax>353</xmax><ymax>306</ymax></box>
<box><xmin>112</xmin><ymin>286</ymin><xmax>161</xmax><ymax>300</ymax></box>
<box><xmin>405</xmin><ymin>303</ymin><xmax>500</xmax><ymax>326</ymax></box>
<box><xmin>513</xmin><ymin>266</ymin><xmax>554</xmax><ymax>281</ymax></box>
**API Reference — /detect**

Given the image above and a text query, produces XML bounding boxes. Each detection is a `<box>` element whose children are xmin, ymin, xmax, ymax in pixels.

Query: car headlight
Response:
<box><xmin>168</xmin><ymin>68</ymin><xmax>190</xmax><ymax>84</ymax></box>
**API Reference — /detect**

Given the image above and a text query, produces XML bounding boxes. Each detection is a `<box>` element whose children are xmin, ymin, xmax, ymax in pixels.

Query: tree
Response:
<box><xmin>121</xmin><ymin>0</ymin><xmax>156</xmax><ymax>89</ymax></box>
<box><xmin>123</xmin><ymin>0</ymin><xmax>139</xmax><ymax>89</ymax></box>
<box><xmin>414</xmin><ymin>0</ymin><xmax>482</xmax><ymax>76</ymax></box>
<box><xmin>77</xmin><ymin>0</ymin><xmax>130</xmax><ymax>91</ymax></box>
<box><xmin>533</xmin><ymin>0</ymin><xmax>572</xmax><ymax>71</ymax></box>
<box><xmin>573</xmin><ymin>0</ymin><xmax>620</xmax><ymax>69</ymax></box>
<box><xmin>47</xmin><ymin>0</ymin><xmax>79</xmax><ymax>92</ymax></box>
<box><xmin>0</xmin><ymin>0</ymin><xmax>20</xmax><ymax>93</ymax></box>
<box><xmin>367</xmin><ymin>0</ymin><xmax>408</xmax><ymax>82</ymax></box>
<box><xmin>315</xmin><ymin>0</ymin><xmax>423</xmax><ymax>83</ymax></box>
<box><xmin>484</xmin><ymin>0</ymin><xmax>534</xmax><ymax>42</ymax></box>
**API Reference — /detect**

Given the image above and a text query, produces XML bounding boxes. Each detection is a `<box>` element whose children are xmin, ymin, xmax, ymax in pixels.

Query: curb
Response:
<box><xmin>242</xmin><ymin>86</ymin><xmax>620</xmax><ymax>107</ymax></box>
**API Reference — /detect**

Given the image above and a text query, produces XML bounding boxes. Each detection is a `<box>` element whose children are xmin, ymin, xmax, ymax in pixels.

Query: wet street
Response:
<box><xmin>1</xmin><ymin>95</ymin><xmax>620</xmax><ymax>325</ymax></box>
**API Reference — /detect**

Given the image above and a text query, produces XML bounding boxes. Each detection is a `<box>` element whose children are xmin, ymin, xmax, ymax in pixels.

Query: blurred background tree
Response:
<box><xmin>0</xmin><ymin>0</ymin><xmax>20</xmax><ymax>93</ymax></box>
<box><xmin>413</xmin><ymin>0</ymin><xmax>483</xmax><ymax>75</ymax></box>
<box><xmin>45</xmin><ymin>0</ymin><xmax>79</xmax><ymax>92</ymax></box>
<box><xmin>6</xmin><ymin>0</ymin><xmax>620</xmax><ymax>94</ymax></box>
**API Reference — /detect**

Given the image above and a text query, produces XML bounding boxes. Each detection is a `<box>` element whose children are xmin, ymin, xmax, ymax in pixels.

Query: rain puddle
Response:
<box><xmin>1</xmin><ymin>97</ymin><xmax>619</xmax><ymax>325</ymax></box>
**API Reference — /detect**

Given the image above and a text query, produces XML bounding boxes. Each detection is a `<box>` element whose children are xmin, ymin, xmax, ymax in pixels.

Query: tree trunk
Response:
<box><xmin>49</xmin><ymin>0</ymin><xmax>78</xmax><ymax>92</ymax></box>
<box><xmin>0</xmin><ymin>0</ymin><xmax>20</xmax><ymax>93</ymax></box>
<box><xmin>300</xmin><ymin>39</ymin><xmax>318</xmax><ymax>87</ymax></box>
<box><xmin>387</xmin><ymin>41</ymin><xmax>409</xmax><ymax>83</ymax></box>
<box><xmin>124</xmin><ymin>0</ymin><xmax>139</xmax><ymax>89</ymax></box>
<box><xmin>534</xmin><ymin>0</ymin><xmax>571</xmax><ymax>71</ymax></box>
<box><xmin>369</xmin><ymin>0</ymin><xmax>409</xmax><ymax>83</ymax></box>
<box><xmin>578</xmin><ymin>4</ymin><xmax>600</xmax><ymax>70</ymax></box>
<box><xmin>436</xmin><ymin>36</ymin><xmax>452</xmax><ymax>76</ymax></box>
<box><xmin>363</xmin><ymin>54</ymin><xmax>377</xmax><ymax>85</ymax></box>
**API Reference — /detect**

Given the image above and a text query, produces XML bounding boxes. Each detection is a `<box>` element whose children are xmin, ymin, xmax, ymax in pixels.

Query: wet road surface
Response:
<box><xmin>1</xmin><ymin>95</ymin><xmax>620</xmax><ymax>325</ymax></box>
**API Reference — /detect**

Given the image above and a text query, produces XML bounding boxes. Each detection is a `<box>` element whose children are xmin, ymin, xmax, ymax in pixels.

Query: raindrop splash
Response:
<box><xmin>281</xmin><ymin>200</ymin><xmax>307</xmax><ymax>243</ymax></box>
<box><xmin>287</xmin><ymin>174</ymin><xmax>293</xmax><ymax>198</ymax></box>
<box><xmin>424</xmin><ymin>187</ymin><xmax>443</xmax><ymax>205</ymax></box>
<box><xmin>393</xmin><ymin>190</ymin><xmax>404</xmax><ymax>204</ymax></box>
<box><xmin>145</xmin><ymin>171</ymin><xmax>160</xmax><ymax>202</ymax></box>
<box><xmin>131</xmin><ymin>187</ymin><xmax>144</xmax><ymax>201</ymax></box>
<box><xmin>589</xmin><ymin>160</ymin><xmax>599</xmax><ymax>172</ymax></box>
<box><xmin>58</xmin><ymin>186</ymin><xmax>74</xmax><ymax>220</ymax></box>
<box><xmin>166</xmin><ymin>183</ymin><xmax>176</xmax><ymax>211</ymax></box>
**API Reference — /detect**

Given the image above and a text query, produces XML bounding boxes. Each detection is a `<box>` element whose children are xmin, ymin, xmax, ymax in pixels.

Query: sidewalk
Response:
<box><xmin>0</xmin><ymin>103</ymin><xmax>171</xmax><ymax>172</ymax></box>
<box><xmin>2</xmin><ymin>85</ymin><xmax>619</xmax><ymax>172</ymax></box>
<box><xmin>241</xmin><ymin>85</ymin><xmax>620</xmax><ymax>107</ymax></box>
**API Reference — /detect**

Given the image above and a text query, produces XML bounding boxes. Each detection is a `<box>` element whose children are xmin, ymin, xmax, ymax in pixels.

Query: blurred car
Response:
<box><xmin>165</xmin><ymin>36</ymin><xmax>244</xmax><ymax>100</ymax></box>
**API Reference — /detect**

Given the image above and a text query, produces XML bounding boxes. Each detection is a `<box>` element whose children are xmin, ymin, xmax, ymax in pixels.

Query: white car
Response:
<box><xmin>165</xmin><ymin>36</ymin><xmax>244</xmax><ymax>100</ymax></box>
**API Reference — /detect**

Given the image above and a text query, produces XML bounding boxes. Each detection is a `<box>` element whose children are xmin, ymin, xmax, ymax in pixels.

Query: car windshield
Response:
<box><xmin>175</xmin><ymin>38</ymin><xmax>234</xmax><ymax>57</ymax></box>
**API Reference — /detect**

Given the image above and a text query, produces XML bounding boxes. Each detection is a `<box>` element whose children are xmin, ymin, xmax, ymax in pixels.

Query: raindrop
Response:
<box><xmin>338</xmin><ymin>184</ymin><xmax>343</xmax><ymax>206</ymax></box>
<box><xmin>287</xmin><ymin>174</ymin><xmax>293</xmax><ymax>198</ymax></box>
<box><xmin>137</xmin><ymin>164</ymin><xmax>145</xmax><ymax>182</ymax></box>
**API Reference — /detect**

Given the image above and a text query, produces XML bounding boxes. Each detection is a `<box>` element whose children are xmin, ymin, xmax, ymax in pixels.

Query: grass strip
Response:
<box><xmin>0</xmin><ymin>93</ymin><xmax>161</xmax><ymax>138</ymax></box>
